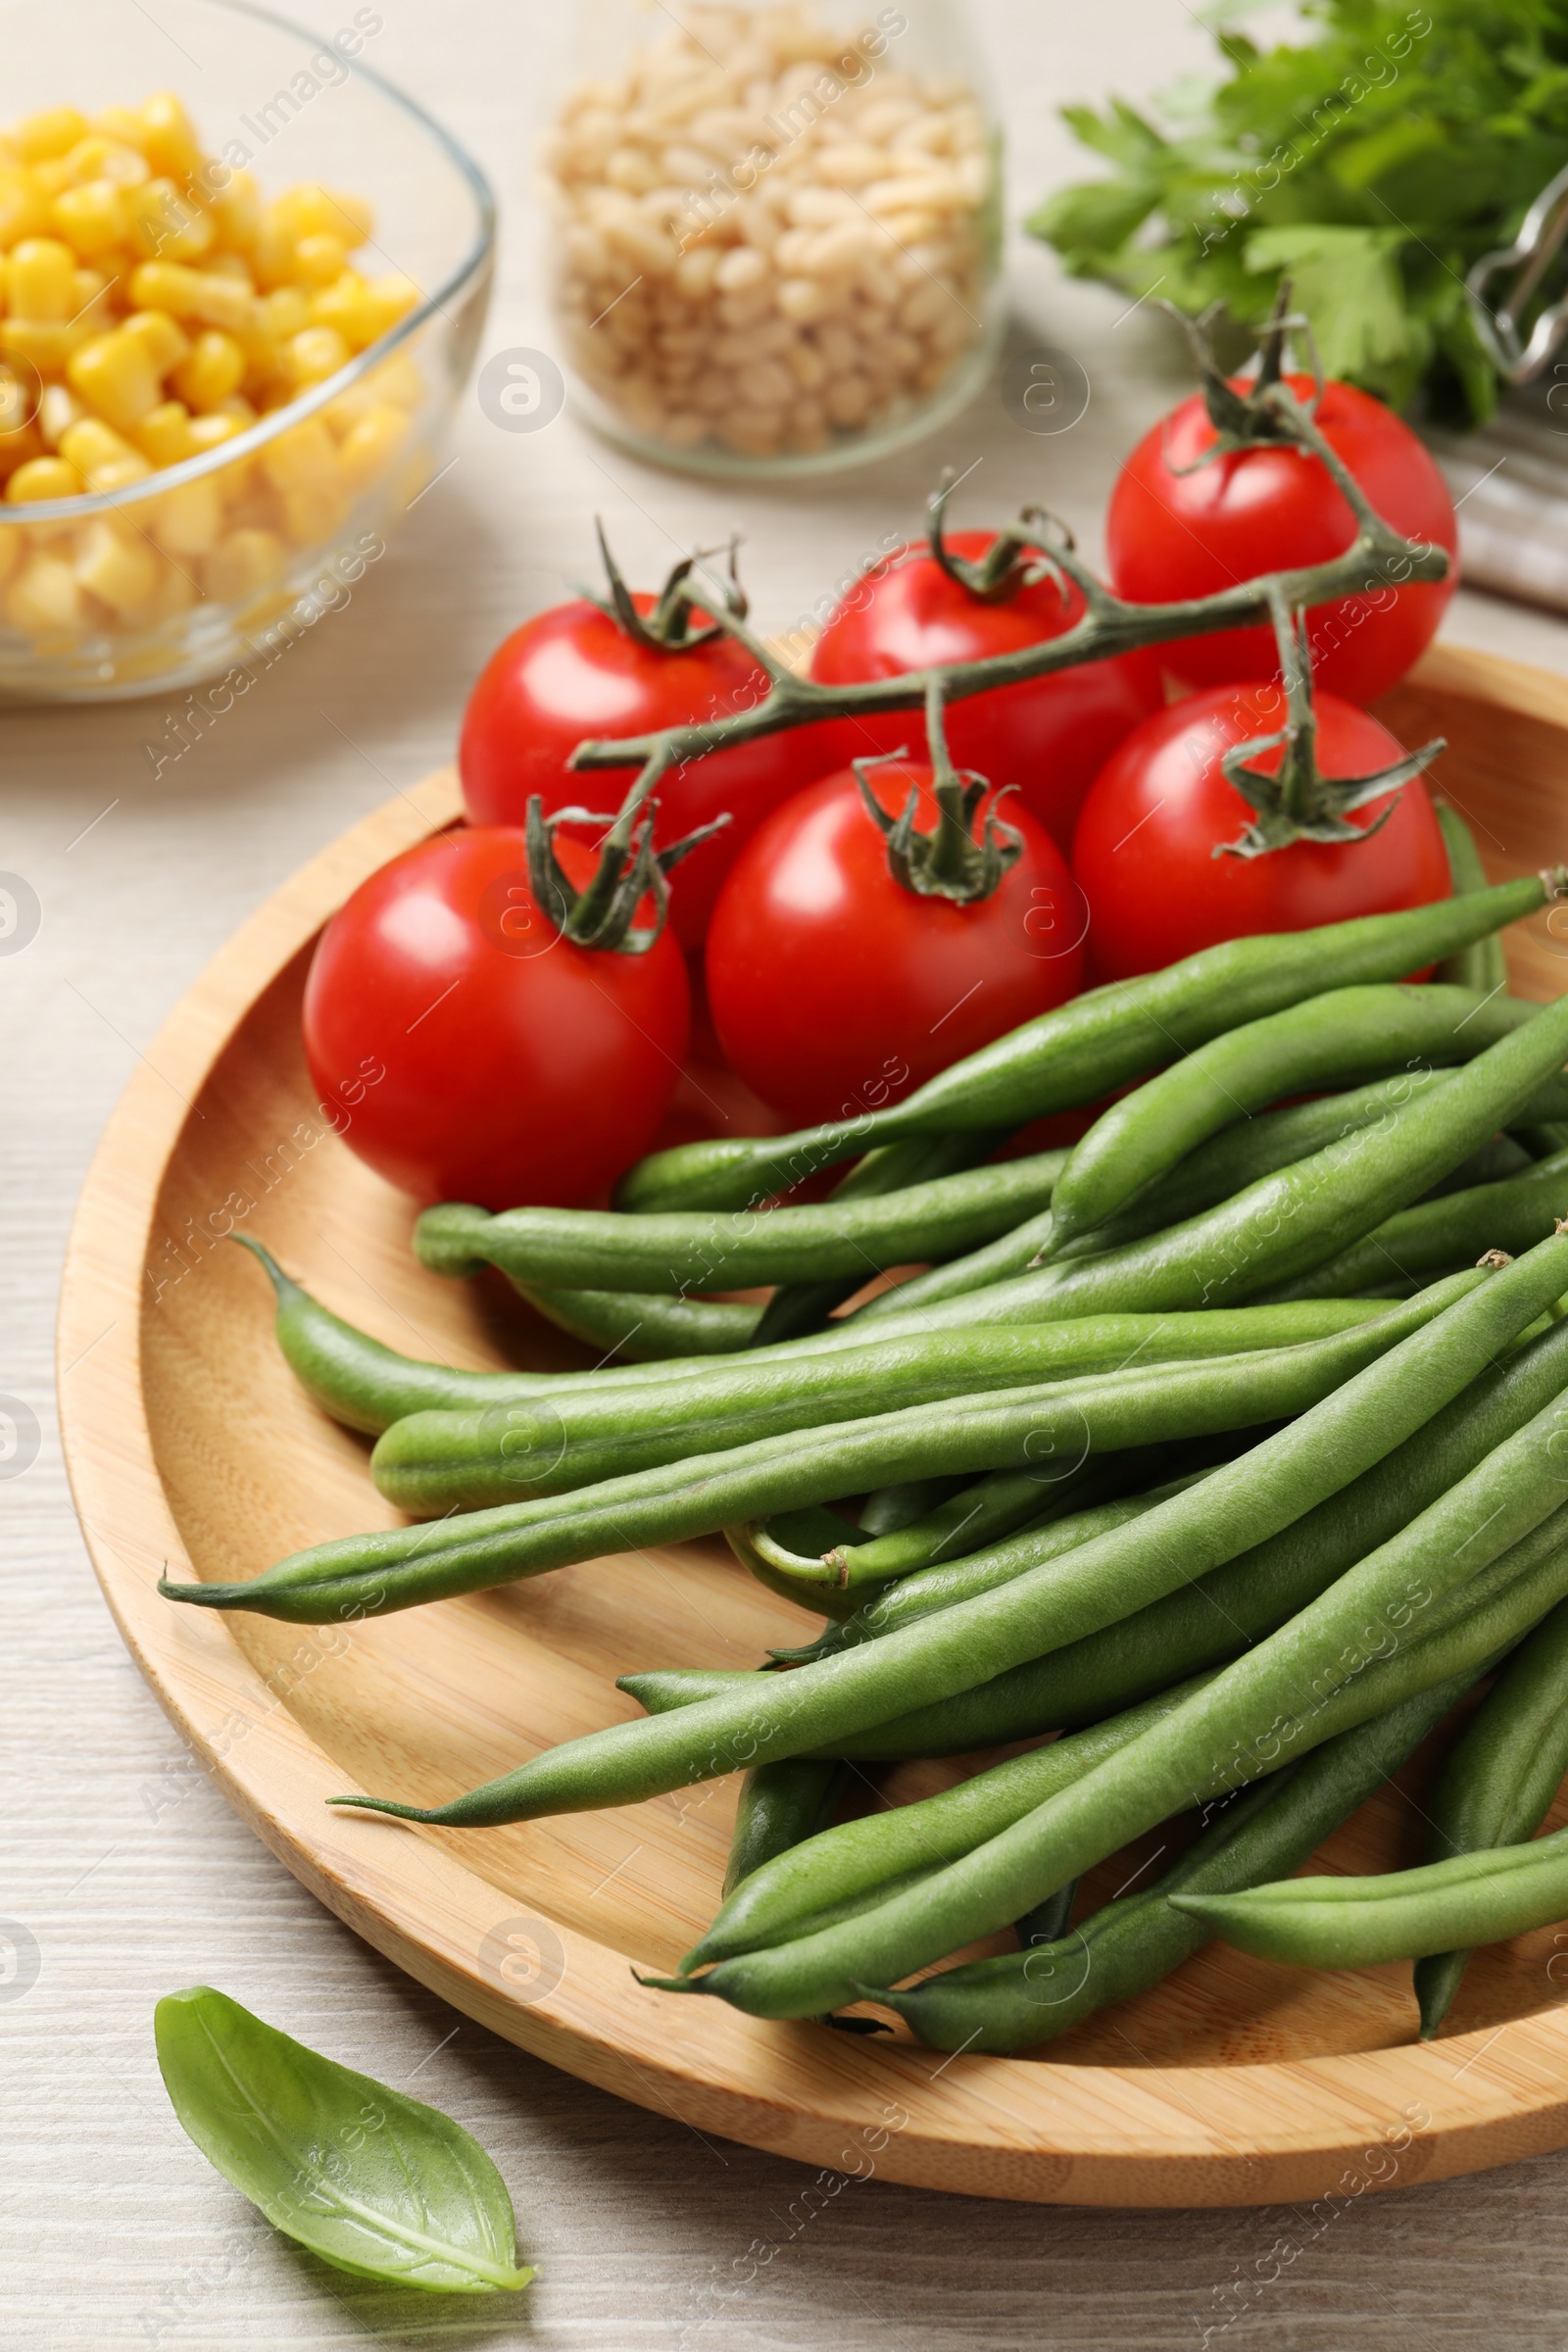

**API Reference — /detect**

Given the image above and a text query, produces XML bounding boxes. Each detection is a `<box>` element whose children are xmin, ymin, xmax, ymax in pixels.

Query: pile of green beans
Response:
<box><xmin>864</xmin><ymin>1667</ymin><xmax>1483</xmax><ymax>2053</ymax></box>
<box><xmin>612</xmin><ymin>876</ymin><xmax>1562</xmax><ymax>1214</ymax></box>
<box><xmin>186</xmin><ymin>873</ymin><xmax>1568</xmax><ymax>2061</ymax></box>
<box><xmin>318</xmin><ymin>1241</ymin><xmax>1568</xmax><ymax>1815</ymax></box>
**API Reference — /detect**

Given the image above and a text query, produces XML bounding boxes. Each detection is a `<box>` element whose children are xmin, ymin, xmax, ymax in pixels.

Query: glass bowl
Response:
<box><xmin>0</xmin><ymin>0</ymin><xmax>494</xmax><ymax>701</ymax></box>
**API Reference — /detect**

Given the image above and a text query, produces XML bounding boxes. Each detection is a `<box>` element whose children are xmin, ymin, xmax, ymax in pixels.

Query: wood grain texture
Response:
<box><xmin>54</xmin><ymin>647</ymin><xmax>1568</xmax><ymax>2211</ymax></box>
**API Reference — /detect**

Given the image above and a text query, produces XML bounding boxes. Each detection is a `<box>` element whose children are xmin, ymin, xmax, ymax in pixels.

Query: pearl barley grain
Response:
<box><xmin>545</xmin><ymin>3</ymin><xmax>994</xmax><ymax>463</ymax></box>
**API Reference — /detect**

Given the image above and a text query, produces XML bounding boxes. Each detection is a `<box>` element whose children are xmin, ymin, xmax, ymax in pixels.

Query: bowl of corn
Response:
<box><xmin>0</xmin><ymin>0</ymin><xmax>494</xmax><ymax>700</ymax></box>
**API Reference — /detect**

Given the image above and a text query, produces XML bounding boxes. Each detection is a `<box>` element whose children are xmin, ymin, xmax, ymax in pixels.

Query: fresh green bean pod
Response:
<box><xmin>315</xmin><ymin>1245</ymin><xmax>1568</xmax><ymax>1814</ymax></box>
<box><xmin>1170</xmin><ymin>1819</ymin><xmax>1568</xmax><ymax>1970</ymax></box>
<box><xmin>751</xmin><ymin>1133</ymin><xmax>1006</xmax><ymax>1345</ymax></box>
<box><xmin>771</xmin><ymin>1469</ymin><xmax>1224</xmax><ymax>1663</ymax></box>
<box><xmin>664</xmin><ymin>1453</ymin><xmax>1568</xmax><ymax>2021</ymax></box>
<box><xmin>1435</xmin><ymin>803</ymin><xmax>1509</xmax><ymax>996</ymax></box>
<box><xmin>1413</xmin><ymin>1595</ymin><xmax>1568</xmax><ymax>2035</ymax></box>
<box><xmin>415</xmin><ymin>1151</ymin><xmax>1068</xmax><ymax>1298</ymax></box>
<box><xmin>1272</xmin><ymin>1150</ymin><xmax>1568</xmax><ymax>1302</ymax></box>
<box><xmin>368</xmin><ymin>1306</ymin><xmax>1383</xmax><ymax>1516</ymax></box>
<box><xmin>774</xmin><ymin>1308</ymin><xmax>1568</xmax><ymax>1719</ymax></box>
<box><xmin>864</xmin><ymin>1667</ymin><xmax>1482</xmax><ymax>2052</ymax></box>
<box><xmin>1047</xmin><ymin>984</ymin><xmax>1540</xmax><ymax>1252</ymax></box>
<box><xmin>684</xmin><ymin>1674</ymin><xmax>1221</xmax><ymax>1974</ymax></box>
<box><xmin>166</xmin><ymin>1281</ymin><xmax>1468</xmax><ymax>1624</ymax></box>
<box><xmin>723</xmin><ymin>1759</ymin><xmax>848</xmax><ymax>1898</ymax></box>
<box><xmin>1424</xmin><ymin>1133</ymin><xmax>1536</xmax><ymax>1199</ymax></box>
<box><xmin>614</xmin><ymin>878</ymin><xmax>1560</xmax><ymax>1214</ymax></box>
<box><xmin>854</xmin><ymin>987</ymin><xmax>1568</xmax><ymax>1337</ymax></box>
<box><xmin>519</xmin><ymin>1285</ymin><xmax>760</xmax><ymax>1359</ymax></box>
<box><xmin>857</xmin><ymin>1064</ymin><xmax>1568</xmax><ymax>1326</ymax></box>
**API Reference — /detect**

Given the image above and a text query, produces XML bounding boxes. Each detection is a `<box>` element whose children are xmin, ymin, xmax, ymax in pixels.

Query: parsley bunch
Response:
<box><xmin>1029</xmin><ymin>0</ymin><xmax>1568</xmax><ymax>423</ymax></box>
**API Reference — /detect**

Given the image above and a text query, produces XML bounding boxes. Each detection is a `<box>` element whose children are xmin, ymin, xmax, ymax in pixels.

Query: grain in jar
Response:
<box><xmin>543</xmin><ymin>4</ymin><xmax>1001</xmax><ymax>469</ymax></box>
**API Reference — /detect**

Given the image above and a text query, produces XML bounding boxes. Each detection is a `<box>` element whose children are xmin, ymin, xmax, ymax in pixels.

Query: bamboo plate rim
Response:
<box><xmin>55</xmin><ymin>642</ymin><xmax>1568</xmax><ymax>2207</ymax></box>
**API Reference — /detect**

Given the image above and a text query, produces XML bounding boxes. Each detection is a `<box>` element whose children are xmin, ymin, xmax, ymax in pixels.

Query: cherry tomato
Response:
<box><xmin>808</xmin><ymin>529</ymin><xmax>1163</xmax><ymax>846</ymax></box>
<box><xmin>1070</xmin><ymin>684</ymin><xmax>1451</xmax><ymax>982</ymax></box>
<box><xmin>302</xmin><ymin>826</ymin><xmax>689</xmax><ymax>1209</ymax></box>
<box><xmin>1105</xmin><ymin>375</ymin><xmax>1457</xmax><ymax>707</ymax></box>
<box><xmin>459</xmin><ymin>594</ymin><xmax>843</xmax><ymax>950</ymax></box>
<box><xmin>705</xmin><ymin>761</ymin><xmax>1087</xmax><ymax>1130</ymax></box>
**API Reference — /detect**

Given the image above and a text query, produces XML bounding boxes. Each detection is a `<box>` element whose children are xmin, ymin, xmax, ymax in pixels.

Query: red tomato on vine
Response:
<box><xmin>1106</xmin><ymin>372</ymin><xmax>1456</xmax><ymax>707</ymax></box>
<box><xmin>459</xmin><ymin>536</ymin><xmax>842</xmax><ymax>950</ymax></box>
<box><xmin>303</xmin><ymin>824</ymin><xmax>690</xmax><ymax>1209</ymax></box>
<box><xmin>1071</xmin><ymin>684</ymin><xmax>1451</xmax><ymax>981</ymax></box>
<box><xmin>705</xmin><ymin>758</ymin><xmax>1087</xmax><ymax>1130</ymax></box>
<box><xmin>809</xmin><ymin>502</ymin><xmax>1162</xmax><ymax>848</ymax></box>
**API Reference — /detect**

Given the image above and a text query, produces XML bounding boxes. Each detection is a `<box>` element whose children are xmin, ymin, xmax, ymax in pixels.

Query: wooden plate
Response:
<box><xmin>57</xmin><ymin>644</ymin><xmax>1568</xmax><ymax>2207</ymax></box>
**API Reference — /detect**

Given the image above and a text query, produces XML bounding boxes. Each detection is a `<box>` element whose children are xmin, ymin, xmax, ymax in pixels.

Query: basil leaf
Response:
<box><xmin>155</xmin><ymin>1987</ymin><xmax>535</xmax><ymax>2294</ymax></box>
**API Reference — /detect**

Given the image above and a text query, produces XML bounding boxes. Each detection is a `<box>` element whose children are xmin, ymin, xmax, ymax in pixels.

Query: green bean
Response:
<box><xmin>864</xmin><ymin>1667</ymin><xmax>1482</xmax><ymax>2052</ymax></box>
<box><xmin>1435</xmin><ymin>802</ymin><xmax>1509</xmax><ymax>996</ymax></box>
<box><xmin>316</xmin><ymin>1243</ymin><xmax>1567</xmax><ymax>1812</ymax></box>
<box><xmin>614</xmin><ymin>878</ymin><xmax>1559</xmax><ymax>1214</ymax></box>
<box><xmin>1423</xmin><ymin>1133</ymin><xmax>1536</xmax><ymax>1199</ymax></box>
<box><xmin>368</xmin><ymin>1306</ymin><xmax>1380</xmax><ymax>1516</ymax></box>
<box><xmin>518</xmin><ymin>1285</ymin><xmax>760</xmax><ymax>1359</ymax></box>
<box><xmin>1047</xmin><ymin>984</ymin><xmax>1540</xmax><ymax>1253</ymax></box>
<box><xmin>786</xmin><ymin>1307</ymin><xmax>1568</xmax><ymax>1718</ymax></box>
<box><xmin>166</xmin><ymin>1280</ymin><xmax>1468</xmax><ymax>1625</ymax></box>
<box><xmin>415</xmin><ymin>1151</ymin><xmax>1068</xmax><ymax>1298</ymax></box>
<box><xmin>1413</xmin><ymin>1595</ymin><xmax>1568</xmax><ymax>2035</ymax></box>
<box><xmin>861</xmin><ymin>1068</ymin><xmax>1568</xmax><ymax>1327</ymax></box>
<box><xmin>751</xmin><ymin>1133</ymin><xmax>1006</xmax><ymax>1345</ymax></box>
<box><xmin>857</xmin><ymin>1477</ymin><xmax>967</xmax><ymax>1537</ymax></box>
<box><xmin>684</xmin><ymin>1674</ymin><xmax>1221</xmax><ymax>1973</ymax></box>
<box><xmin>855</xmin><ymin>987</ymin><xmax>1568</xmax><ymax>1335</ymax></box>
<box><xmin>666</xmin><ymin>1444</ymin><xmax>1568</xmax><ymax>2020</ymax></box>
<box><xmin>1273</xmin><ymin>1150</ymin><xmax>1568</xmax><ymax>1302</ymax></box>
<box><xmin>1169</xmin><ymin>1821</ymin><xmax>1568</xmax><ymax>1971</ymax></box>
<box><xmin>771</xmin><ymin>1469</ymin><xmax>1224</xmax><ymax>1663</ymax></box>
<box><xmin>723</xmin><ymin>1759</ymin><xmax>848</xmax><ymax>1898</ymax></box>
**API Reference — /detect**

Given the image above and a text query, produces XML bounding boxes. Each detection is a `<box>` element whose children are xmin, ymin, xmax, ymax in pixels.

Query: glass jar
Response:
<box><xmin>541</xmin><ymin>2</ymin><xmax>1004</xmax><ymax>478</ymax></box>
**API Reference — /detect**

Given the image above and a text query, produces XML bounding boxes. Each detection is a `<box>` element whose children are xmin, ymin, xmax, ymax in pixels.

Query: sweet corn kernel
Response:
<box><xmin>335</xmin><ymin>401</ymin><xmax>410</xmax><ymax>493</ymax></box>
<box><xmin>212</xmin><ymin>393</ymin><xmax>257</xmax><ymax>424</ymax></box>
<box><xmin>0</xmin><ymin>527</ymin><xmax>21</xmax><ymax>589</ymax></box>
<box><xmin>203</xmin><ymin>252</ymin><xmax>254</xmax><ymax>286</ymax></box>
<box><xmin>292</xmin><ymin>231</ymin><xmax>349</xmax><ymax>287</ymax></box>
<box><xmin>74</xmin><ymin>515</ymin><xmax>159</xmax><ymax>615</ymax></box>
<box><xmin>7</xmin><ymin>551</ymin><xmax>86</xmax><ymax>632</ymax></box>
<box><xmin>120</xmin><ymin>306</ymin><xmax>190</xmax><ymax>375</ymax></box>
<box><xmin>287</xmin><ymin>324</ymin><xmax>349</xmax><ymax>386</ymax></box>
<box><xmin>128</xmin><ymin>258</ymin><xmax>254</xmax><ymax>332</ymax></box>
<box><xmin>249</xmin><ymin>218</ymin><xmax>297</xmax><ymax>291</ymax></box>
<box><xmin>204</xmin><ymin>524</ymin><xmax>284</xmax><ymax>601</ymax></box>
<box><xmin>146</xmin><ymin>558</ymin><xmax>197</xmax><ymax>621</ymax></box>
<box><xmin>309</xmin><ymin>272</ymin><xmax>378</xmax><ymax>349</ymax></box>
<box><xmin>187</xmin><ymin>411</ymin><xmax>246</xmax><ymax>453</ymax></box>
<box><xmin>274</xmin><ymin>183</ymin><xmax>371</xmax><ymax>245</ymax></box>
<box><xmin>132</xmin><ymin>398</ymin><xmax>196</xmax><ymax>466</ymax></box>
<box><xmin>210</xmin><ymin>172</ymin><xmax>262</xmax><ymax>252</ymax></box>
<box><xmin>16</xmin><ymin>110</ymin><xmax>90</xmax><ymax>166</ymax></box>
<box><xmin>261</xmin><ymin>285</ymin><xmax>310</xmax><ymax>341</ymax></box>
<box><xmin>360</xmin><ymin>273</ymin><xmax>420</xmax><ymax>340</ymax></box>
<box><xmin>148</xmin><ymin>474</ymin><xmax>220</xmax><ymax>554</ymax></box>
<box><xmin>60</xmin><ymin>415</ymin><xmax>141</xmax><ymax>473</ymax></box>
<box><xmin>9</xmin><ymin>237</ymin><xmax>76</xmax><ymax>321</ymax></box>
<box><xmin>59</xmin><ymin>136</ymin><xmax>149</xmax><ymax>190</ymax></box>
<box><xmin>36</xmin><ymin>382</ymin><xmax>84</xmax><ymax>448</ymax></box>
<box><xmin>51</xmin><ymin>177</ymin><xmax>125</xmax><ymax>257</ymax></box>
<box><xmin>279</xmin><ymin>480</ymin><xmax>347</xmax><ymax>545</ymax></box>
<box><xmin>89</xmin><ymin>107</ymin><xmax>154</xmax><ymax>155</ymax></box>
<box><xmin>0</xmin><ymin>320</ymin><xmax>88</xmax><ymax>372</ymax></box>
<box><xmin>5</xmin><ymin>455</ymin><xmax>83</xmax><ymax>502</ymax></box>
<box><xmin>139</xmin><ymin>94</ymin><xmax>203</xmax><ymax>183</ymax></box>
<box><xmin>125</xmin><ymin>176</ymin><xmax>214</xmax><ymax>263</ymax></box>
<box><xmin>260</xmin><ymin>414</ymin><xmax>335</xmax><ymax>493</ymax></box>
<box><xmin>172</xmin><ymin>327</ymin><xmax>244</xmax><ymax>410</ymax></box>
<box><xmin>67</xmin><ymin>327</ymin><xmax>164</xmax><ymax>428</ymax></box>
<box><xmin>0</xmin><ymin>171</ymin><xmax>53</xmax><ymax>248</ymax></box>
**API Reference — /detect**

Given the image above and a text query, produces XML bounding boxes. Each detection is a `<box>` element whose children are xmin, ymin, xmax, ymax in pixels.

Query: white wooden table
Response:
<box><xmin>8</xmin><ymin>4</ymin><xmax>1568</xmax><ymax>2343</ymax></box>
